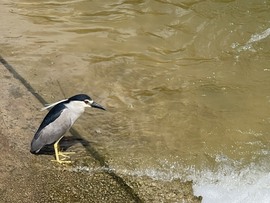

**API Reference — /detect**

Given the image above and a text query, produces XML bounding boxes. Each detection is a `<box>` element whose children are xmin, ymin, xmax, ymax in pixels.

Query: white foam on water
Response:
<box><xmin>112</xmin><ymin>159</ymin><xmax>270</xmax><ymax>203</ymax></box>
<box><xmin>247</xmin><ymin>28</ymin><xmax>270</xmax><ymax>44</ymax></box>
<box><xmin>232</xmin><ymin>28</ymin><xmax>270</xmax><ymax>52</ymax></box>
<box><xmin>192</xmin><ymin>163</ymin><xmax>270</xmax><ymax>203</ymax></box>
<box><xmin>69</xmin><ymin>157</ymin><xmax>270</xmax><ymax>203</ymax></box>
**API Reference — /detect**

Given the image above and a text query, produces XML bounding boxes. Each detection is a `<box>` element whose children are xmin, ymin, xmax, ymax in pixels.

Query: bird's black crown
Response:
<box><xmin>68</xmin><ymin>94</ymin><xmax>91</xmax><ymax>102</ymax></box>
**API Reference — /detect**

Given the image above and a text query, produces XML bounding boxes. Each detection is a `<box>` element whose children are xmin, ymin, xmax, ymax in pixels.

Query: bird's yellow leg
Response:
<box><xmin>51</xmin><ymin>138</ymin><xmax>73</xmax><ymax>164</ymax></box>
<box><xmin>58</xmin><ymin>151</ymin><xmax>75</xmax><ymax>158</ymax></box>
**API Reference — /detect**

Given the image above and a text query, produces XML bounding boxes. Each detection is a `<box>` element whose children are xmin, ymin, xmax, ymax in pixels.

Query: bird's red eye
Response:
<box><xmin>84</xmin><ymin>100</ymin><xmax>89</xmax><ymax>104</ymax></box>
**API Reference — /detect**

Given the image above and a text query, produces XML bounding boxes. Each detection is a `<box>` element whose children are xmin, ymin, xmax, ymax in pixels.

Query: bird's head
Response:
<box><xmin>67</xmin><ymin>94</ymin><xmax>106</xmax><ymax>111</ymax></box>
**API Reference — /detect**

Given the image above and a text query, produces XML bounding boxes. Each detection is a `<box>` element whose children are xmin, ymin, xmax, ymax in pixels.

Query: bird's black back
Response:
<box><xmin>33</xmin><ymin>101</ymin><xmax>67</xmax><ymax>140</ymax></box>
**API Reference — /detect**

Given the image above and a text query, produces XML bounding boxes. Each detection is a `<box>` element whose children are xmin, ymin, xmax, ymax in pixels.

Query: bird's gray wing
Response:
<box><xmin>33</xmin><ymin>103</ymin><xmax>66</xmax><ymax>140</ymax></box>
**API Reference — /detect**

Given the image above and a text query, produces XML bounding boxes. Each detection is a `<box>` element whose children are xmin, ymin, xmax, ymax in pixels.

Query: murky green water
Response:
<box><xmin>4</xmin><ymin>0</ymin><xmax>270</xmax><ymax>178</ymax></box>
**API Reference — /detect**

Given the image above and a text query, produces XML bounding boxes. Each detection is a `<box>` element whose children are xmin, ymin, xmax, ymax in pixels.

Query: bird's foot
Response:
<box><xmin>51</xmin><ymin>151</ymin><xmax>75</xmax><ymax>164</ymax></box>
<box><xmin>58</xmin><ymin>151</ymin><xmax>75</xmax><ymax>158</ymax></box>
<box><xmin>51</xmin><ymin>159</ymin><xmax>73</xmax><ymax>164</ymax></box>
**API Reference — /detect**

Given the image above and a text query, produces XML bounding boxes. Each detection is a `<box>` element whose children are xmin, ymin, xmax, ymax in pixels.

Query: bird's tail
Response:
<box><xmin>30</xmin><ymin>139</ymin><xmax>42</xmax><ymax>154</ymax></box>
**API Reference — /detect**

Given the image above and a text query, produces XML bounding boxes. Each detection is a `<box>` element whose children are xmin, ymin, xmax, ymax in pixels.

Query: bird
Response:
<box><xmin>30</xmin><ymin>94</ymin><xmax>105</xmax><ymax>164</ymax></box>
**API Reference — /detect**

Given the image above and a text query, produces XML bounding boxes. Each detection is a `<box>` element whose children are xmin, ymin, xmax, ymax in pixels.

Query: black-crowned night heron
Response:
<box><xmin>30</xmin><ymin>94</ymin><xmax>105</xmax><ymax>164</ymax></box>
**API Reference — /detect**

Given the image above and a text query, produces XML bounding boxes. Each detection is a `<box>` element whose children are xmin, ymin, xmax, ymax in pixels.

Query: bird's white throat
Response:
<box><xmin>65</xmin><ymin>100</ymin><xmax>88</xmax><ymax>114</ymax></box>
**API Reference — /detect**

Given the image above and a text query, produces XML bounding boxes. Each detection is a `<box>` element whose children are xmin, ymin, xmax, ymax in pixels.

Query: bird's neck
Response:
<box><xmin>64</xmin><ymin>101</ymin><xmax>85</xmax><ymax>124</ymax></box>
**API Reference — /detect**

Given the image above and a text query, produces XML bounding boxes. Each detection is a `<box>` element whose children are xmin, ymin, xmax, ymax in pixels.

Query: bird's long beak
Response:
<box><xmin>91</xmin><ymin>101</ymin><xmax>106</xmax><ymax>110</ymax></box>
